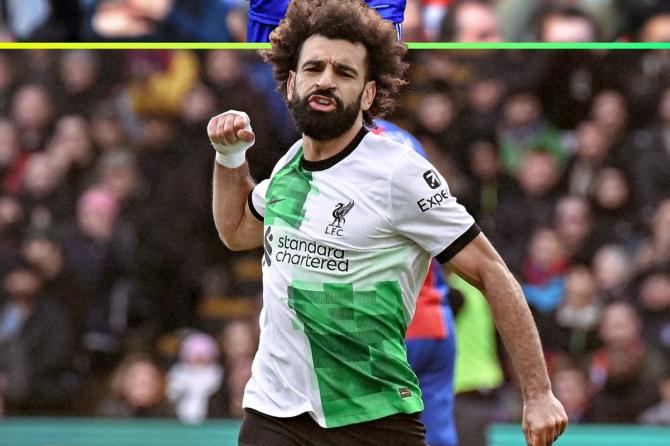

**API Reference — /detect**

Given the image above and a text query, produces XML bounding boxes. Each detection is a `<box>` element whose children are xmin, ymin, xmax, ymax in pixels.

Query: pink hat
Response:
<box><xmin>180</xmin><ymin>332</ymin><xmax>219</xmax><ymax>362</ymax></box>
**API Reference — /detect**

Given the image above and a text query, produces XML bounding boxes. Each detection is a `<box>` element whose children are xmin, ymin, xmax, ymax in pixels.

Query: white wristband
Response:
<box><xmin>214</xmin><ymin>148</ymin><xmax>248</xmax><ymax>168</ymax></box>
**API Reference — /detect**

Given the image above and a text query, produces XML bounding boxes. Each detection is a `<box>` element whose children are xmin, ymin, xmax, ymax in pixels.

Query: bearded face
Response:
<box><xmin>290</xmin><ymin>86</ymin><xmax>364</xmax><ymax>141</ymax></box>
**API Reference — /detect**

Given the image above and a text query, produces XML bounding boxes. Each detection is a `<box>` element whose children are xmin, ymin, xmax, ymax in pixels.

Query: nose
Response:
<box><xmin>316</xmin><ymin>65</ymin><xmax>336</xmax><ymax>90</ymax></box>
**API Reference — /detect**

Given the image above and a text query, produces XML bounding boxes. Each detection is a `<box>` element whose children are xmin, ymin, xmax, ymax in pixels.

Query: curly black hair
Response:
<box><xmin>260</xmin><ymin>0</ymin><xmax>408</xmax><ymax>127</ymax></box>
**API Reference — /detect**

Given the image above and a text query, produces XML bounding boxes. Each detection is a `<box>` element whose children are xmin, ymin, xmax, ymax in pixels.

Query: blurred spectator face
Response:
<box><xmin>140</xmin><ymin>117</ymin><xmax>174</xmax><ymax>151</ymax></box>
<box><xmin>400</xmin><ymin>0</ymin><xmax>424</xmax><ymax>41</ymax></box>
<box><xmin>638</xmin><ymin>272</ymin><xmax>670</xmax><ymax>313</ymax></box>
<box><xmin>22</xmin><ymin>153</ymin><xmax>63</xmax><ymax>198</ymax></box>
<box><xmin>180</xmin><ymin>84</ymin><xmax>218</xmax><ymax>125</ymax></box>
<box><xmin>221</xmin><ymin>320</ymin><xmax>256</xmax><ymax>362</ymax></box>
<box><xmin>76</xmin><ymin>188</ymin><xmax>119</xmax><ymax>242</ymax></box>
<box><xmin>453</xmin><ymin>2</ymin><xmax>502</xmax><ymax>42</ymax></box>
<box><xmin>50</xmin><ymin>115</ymin><xmax>95</xmax><ymax>168</ymax></box>
<box><xmin>592</xmin><ymin>245</ymin><xmax>630</xmax><ymax>291</ymax></box>
<box><xmin>553</xmin><ymin>367</ymin><xmax>590</xmax><ymax>414</ymax></box>
<box><xmin>540</xmin><ymin>13</ymin><xmax>596</xmax><ymax>42</ymax></box>
<box><xmin>517</xmin><ymin>151</ymin><xmax>560</xmax><ymax>196</ymax></box>
<box><xmin>98</xmin><ymin>153</ymin><xmax>140</xmax><ymax>203</ymax></box>
<box><xmin>564</xmin><ymin>266</ymin><xmax>596</xmax><ymax>308</ymax></box>
<box><xmin>528</xmin><ymin>228</ymin><xmax>567</xmax><ymax>268</ymax></box>
<box><xmin>468</xmin><ymin>78</ymin><xmax>504</xmax><ymax>113</ymax></box>
<box><xmin>554</xmin><ymin>196</ymin><xmax>592</xmax><ymax>247</ymax></box>
<box><xmin>575</xmin><ymin>121</ymin><xmax>609</xmax><ymax>162</ymax></box>
<box><xmin>22</xmin><ymin>236</ymin><xmax>63</xmax><ymax>279</ymax></box>
<box><xmin>417</xmin><ymin>92</ymin><xmax>455</xmax><ymax>134</ymax></box>
<box><xmin>60</xmin><ymin>51</ymin><xmax>99</xmax><ymax>94</ymax></box>
<box><xmin>658</xmin><ymin>87</ymin><xmax>670</xmax><ymax>125</ymax></box>
<box><xmin>591</xmin><ymin>167</ymin><xmax>630</xmax><ymax>210</ymax></box>
<box><xmin>468</xmin><ymin>140</ymin><xmax>499</xmax><ymax>180</ymax></box>
<box><xmin>591</xmin><ymin>90</ymin><xmax>627</xmax><ymax>135</ymax></box>
<box><xmin>0</xmin><ymin>120</ymin><xmax>20</xmax><ymax>167</ymax></box>
<box><xmin>91</xmin><ymin>107</ymin><xmax>126</xmax><ymax>152</ymax></box>
<box><xmin>4</xmin><ymin>266</ymin><xmax>41</xmax><ymax>302</ymax></box>
<box><xmin>206</xmin><ymin>50</ymin><xmax>241</xmax><ymax>86</ymax></box>
<box><xmin>11</xmin><ymin>84</ymin><xmax>53</xmax><ymax>132</ymax></box>
<box><xmin>119</xmin><ymin>359</ymin><xmax>165</xmax><ymax>408</ymax></box>
<box><xmin>599</xmin><ymin>302</ymin><xmax>641</xmax><ymax>347</ymax></box>
<box><xmin>503</xmin><ymin>93</ymin><xmax>541</xmax><ymax>128</ymax></box>
<box><xmin>0</xmin><ymin>195</ymin><xmax>23</xmax><ymax>232</ymax></box>
<box><xmin>640</xmin><ymin>13</ymin><xmax>670</xmax><ymax>42</ymax></box>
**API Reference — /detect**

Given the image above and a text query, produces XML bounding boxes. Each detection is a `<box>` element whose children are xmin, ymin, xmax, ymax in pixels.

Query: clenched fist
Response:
<box><xmin>207</xmin><ymin>110</ymin><xmax>255</xmax><ymax>168</ymax></box>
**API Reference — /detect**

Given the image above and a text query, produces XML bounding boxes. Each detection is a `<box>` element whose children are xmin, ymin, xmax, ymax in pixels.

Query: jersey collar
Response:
<box><xmin>300</xmin><ymin>127</ymin><xmax>368</xmax><ymax>172</ymax></box>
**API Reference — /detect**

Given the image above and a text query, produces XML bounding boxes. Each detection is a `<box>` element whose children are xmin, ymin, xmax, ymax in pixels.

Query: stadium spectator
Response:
<box><xmin>634</xmin><ymin>199</ymin><xmax>670</xmax><ymax>272</ymax></box>
<box><xmin>543</xmin><ymin>265</ymin><xmax>601</xmax><ymax>359</ymax></box>
<box><xmin>589</xmin><ymin>302</ymin><xmax>668</xmax><ymax>423</ymax></box>
<box><xmin>591</xmin><ymin>244</ymin><xmax>632</xmax><ymax>303</ymax></box>
<box><xmin>167</xmin><ymin>331</ymin><xmax>224</xmax><ymax>424</ymax></box>
<box><xmin>97</xmin><ymin>353</ymin><xmax>174</xmax><ymax>417</ymax></box>
<box><xmin>439</xmin><ymin>0</ymin><xmax>502</xmax><ymax>42</ymax></box>
<box><xmin>0</xmin><ymin>260</ymin><xmax>76</xmax><ymax>415</ymax></box>
<box><xmin>551</xmin><ymin>362</ymin><xmax>593</xmax><ymax>423</ymax></box>
<box><xmin>537</xmin><ymin>6</ymin><xmax>599</xmax><ymax>42</ymax></box>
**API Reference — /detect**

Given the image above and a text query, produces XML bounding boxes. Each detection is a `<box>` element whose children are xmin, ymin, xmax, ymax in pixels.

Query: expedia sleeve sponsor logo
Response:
<box><xmin>422</xmin><ymin>169</ymin><xmax>442</xmax><ymax>189</ymax></box>
<box><xmin>417</xmin><ymin>188</ymin><xmax>450</xmax><ymax>213</ymax></box>
<box><xmin>274</xmin><ymin>234</ymin><xmax>349</xmax><ymax>272</ymax></box>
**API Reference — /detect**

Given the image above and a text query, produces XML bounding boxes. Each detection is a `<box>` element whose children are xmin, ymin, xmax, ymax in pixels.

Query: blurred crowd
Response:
<box><xmin>2</xmin><ymin>0</ymin><xmax>670</xmax><ymax>42</ymax></box>
<box><xmin>0</xmin><ymin>48</ymin><xmax>669</xmax><ymax>432</ymax></box>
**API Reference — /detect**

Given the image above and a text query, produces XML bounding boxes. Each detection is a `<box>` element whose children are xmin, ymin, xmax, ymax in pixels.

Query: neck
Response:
<box><xmin>302</xmin><ymin>116</ymin><xmax>364</xmax><ymax>161</ymax></box>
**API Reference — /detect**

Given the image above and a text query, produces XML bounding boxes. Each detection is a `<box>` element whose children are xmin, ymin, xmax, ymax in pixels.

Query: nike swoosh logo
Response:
<box><xmin>267</xmin><ymin>198</ymin><xmax>285</xmax><ymax>205</ymax></box>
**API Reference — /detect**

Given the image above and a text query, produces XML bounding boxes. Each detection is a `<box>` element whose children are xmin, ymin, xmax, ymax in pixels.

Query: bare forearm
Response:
<box><xmin>212</xmin><ymin>162</ymin><xmax>255</xmax><ymax>249</ymax></box>
<box><xmin>481</xmin><ymin>265</ymin><xmax>551</xmax><ymax>399</ymax></box>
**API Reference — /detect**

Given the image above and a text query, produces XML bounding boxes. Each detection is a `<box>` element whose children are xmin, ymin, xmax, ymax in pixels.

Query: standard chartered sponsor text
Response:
<box><xmin>276</xmin><ymin>234</ymin><xmax>349</xmax><ymax>272</ymax></box>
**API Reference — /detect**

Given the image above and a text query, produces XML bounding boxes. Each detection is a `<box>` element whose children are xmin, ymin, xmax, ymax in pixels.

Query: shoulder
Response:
<box><xmin>360</xmin><ymin>131</ymin><xmax>416</xmax><ymax>162</ymax></box>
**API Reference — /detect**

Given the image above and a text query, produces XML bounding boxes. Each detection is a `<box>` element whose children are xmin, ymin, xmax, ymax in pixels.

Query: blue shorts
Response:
<box><xmin>405</xmin><ymin>305</ymin><xmax>457</xmax><ymax>446</ymax></box>
<box><xmin>247</xmin><ymin>18</ymin><xmax>403</xmax><ymax>43</ymax></box>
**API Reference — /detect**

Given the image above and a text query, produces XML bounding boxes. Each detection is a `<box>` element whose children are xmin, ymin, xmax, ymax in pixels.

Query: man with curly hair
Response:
<box><xmin>208</xmin><ymin>1</ymin><xmax>567</xmax><ymax>445</ymax></box>
<box><xmin>246</xmin><ymin>0</ymin><xmax>406</xmax><ymax>42</ymax></box>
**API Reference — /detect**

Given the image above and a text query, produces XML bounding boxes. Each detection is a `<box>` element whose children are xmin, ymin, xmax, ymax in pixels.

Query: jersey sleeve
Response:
<box><xmin>248</xmin><ymin>179</ymin><xmax>270</xmax><ymax>221</ymax></box>
<box><xmin>246</xmin><ymin>139</ymin><xmax>304</xmax><ymax>222</ymax></box>
<box><xmin>390</xmin><ymin>150</ymin><xmax>480</xmax><ymax>263</ymax></box>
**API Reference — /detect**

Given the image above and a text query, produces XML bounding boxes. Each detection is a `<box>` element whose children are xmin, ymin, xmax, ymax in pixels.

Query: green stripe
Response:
<box><xmin>1</xmin><ymin>42</ymin><xmax>669</xmax><ymax>50</ymax></box>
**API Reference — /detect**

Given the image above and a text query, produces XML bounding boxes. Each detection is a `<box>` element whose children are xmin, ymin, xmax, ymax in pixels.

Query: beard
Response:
<box><xmin>290</xmin><ymin>87</ymin><xmax>363</xmax><ymax>141</ymax></box>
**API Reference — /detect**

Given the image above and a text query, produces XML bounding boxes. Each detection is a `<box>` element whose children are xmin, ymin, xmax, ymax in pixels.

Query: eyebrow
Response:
<box><xmin>301</xmin><ymin>59</ymin><xmax>359</xmax><ymax>77</ymax></box>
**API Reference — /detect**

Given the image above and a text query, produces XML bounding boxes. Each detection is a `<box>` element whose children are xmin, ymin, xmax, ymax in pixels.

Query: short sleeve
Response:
<box><xmin>390</xmin><ymin>151</ymin><xmax>480</xmax><ymax>263</ymax></box>
<box><xmin>248</xmin><ymin>179</ymin><xmax>270</xmax><ymax>221</ymax></box>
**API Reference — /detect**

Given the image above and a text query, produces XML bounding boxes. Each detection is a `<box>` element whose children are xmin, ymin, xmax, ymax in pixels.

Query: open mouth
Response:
<box><xmin>308</xmin><ymin>95</ymin><xmax>337</xmax><ymax>112</ymax></box>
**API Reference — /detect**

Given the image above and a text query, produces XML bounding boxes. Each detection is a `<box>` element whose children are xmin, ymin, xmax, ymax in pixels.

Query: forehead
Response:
<box><xmin>297</xmin><ymin>35</ymin><xmax>367</xmax><ymax>71</ymax></box>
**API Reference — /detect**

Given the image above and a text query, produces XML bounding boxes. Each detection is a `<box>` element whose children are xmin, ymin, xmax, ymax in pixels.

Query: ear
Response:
<box><xmin>361</xmin><ymin>80</ymin><xmax>376</xmax><ymax>112</ymax></box>
<box><xmin>287</xmin><ymin>70</ymin><xmax>296</xmax><ymax>102</ymax></box>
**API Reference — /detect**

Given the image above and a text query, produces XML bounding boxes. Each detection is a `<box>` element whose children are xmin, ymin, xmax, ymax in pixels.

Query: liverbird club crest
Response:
<box><xmin>325</xmin><ymin>200</ymin><xmax>354</xmax><ymax>237</ymax></box>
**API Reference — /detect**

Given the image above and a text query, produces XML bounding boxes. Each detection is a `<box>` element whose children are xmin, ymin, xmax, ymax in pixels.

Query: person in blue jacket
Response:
<box><xmin>247</xmin><ymin>0</ymin><xmax>406</xmax><ymax>42</ymax></box>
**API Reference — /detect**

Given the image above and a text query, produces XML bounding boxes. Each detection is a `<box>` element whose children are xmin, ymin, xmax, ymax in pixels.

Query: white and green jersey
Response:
<box><xmin>245</xmin><ymin>128</ymin><xmax>479</xmax><ymax>428</ymax></box>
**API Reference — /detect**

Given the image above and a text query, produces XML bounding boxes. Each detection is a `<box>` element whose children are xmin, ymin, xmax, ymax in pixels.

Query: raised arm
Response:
<box><xmin>446</xmin><ymin>233</ymin><xmax>567</xmax><ymax>446</ymax></box>
<box><xmin>208</xmin><ymin>111</ymin><xmax>263</xmax><ymax>251</ymax></box>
